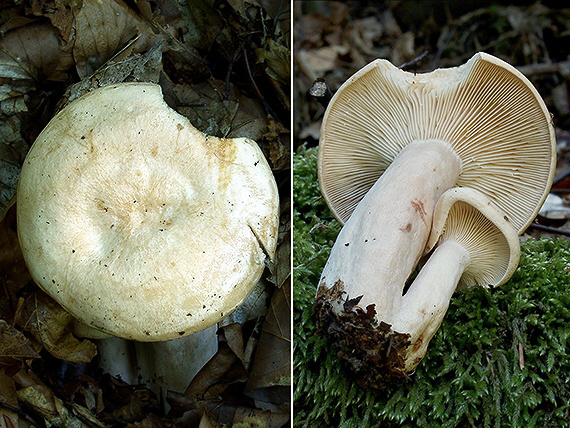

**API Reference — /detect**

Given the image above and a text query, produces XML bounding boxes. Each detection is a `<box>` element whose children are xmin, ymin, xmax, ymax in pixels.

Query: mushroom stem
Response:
<box><xmin>318</xmin><ymin>138</ymin><xmax>461</xmax><ymax>319</ymax></box>
<box><xmin>391</xmin><ymin>240</ymin><xmax>469</xmax><ymax>370</ymax></box>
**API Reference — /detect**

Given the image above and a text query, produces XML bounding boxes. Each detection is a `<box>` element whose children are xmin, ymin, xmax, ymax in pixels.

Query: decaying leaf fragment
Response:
<box><xmin>256</xmin><ymin>38</ymin><xmax>291</xmax><ymax>85</ymax></box>
<box><xmin>0</xmin><ymin>20</ymin><xmax>73</xmax><ymax>88</ymax></box>
<box><xmin>0</xmin><ymin>319</ymin><xmax>40</xmax><ymax>367</ymax></box>
<box><xmin>245</xmin><ymin>279</ymin><xmax>291</xmax><ymax>413</ymax></box>
<box><xmin>16</xmin><ymin>291</ymin><xmax>97</xmax><ymax>364</ymax></box>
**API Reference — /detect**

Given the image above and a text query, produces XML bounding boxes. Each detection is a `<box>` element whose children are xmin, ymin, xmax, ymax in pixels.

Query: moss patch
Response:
<box><xmin>294</xmin><ymin>145</ymin><xmax>570</xmax><ymax>427</ymax></box>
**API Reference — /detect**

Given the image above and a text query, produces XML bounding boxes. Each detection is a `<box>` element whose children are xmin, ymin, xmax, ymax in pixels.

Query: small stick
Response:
<box><xmin>399</xmin><ymin>50</ymin><xmax>429</xmax><ymax>70</ymax></box>
<box><xmin>309</xmin><ymin>78</ymin><xmax>333</xmax><ymax>108</ymax></box>
<box><xmin>527</xmin><ymin>222</ymin><xmax>570</xmax><ymax>237</ymax></box>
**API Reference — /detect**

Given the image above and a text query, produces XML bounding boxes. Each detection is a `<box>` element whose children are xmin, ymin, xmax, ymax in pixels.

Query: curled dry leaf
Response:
<box><xmin>267</xmin><ymin>225</ymin><xmax>291</xmax><ymax>287</ymax></box>
<box><xmin>59</xmin><ymin>42</ymin><xmax>164</xmax><ymax>108</ymax></box>
<box><xmin>221</xmin><ymin>322</ymin><xmax>246</xmax><ymax>366</ymax></box>
<box><xmin>182</xmin><ymin>342</ymin><xmax>249</xmax><ymax>402</ymax></box>
<box><xmin>16</xmin><ymin>384</ymin><xmax>58</xmax><ymax>420</ymax></box>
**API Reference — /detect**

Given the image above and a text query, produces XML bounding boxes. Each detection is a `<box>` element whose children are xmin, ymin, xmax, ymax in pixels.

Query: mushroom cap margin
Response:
<box><xmin>426</xmin><ymin>187</ymin><xmax>521</xmax><ymax>289</ymax></box>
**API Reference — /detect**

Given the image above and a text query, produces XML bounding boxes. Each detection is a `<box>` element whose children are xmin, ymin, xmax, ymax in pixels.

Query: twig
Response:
<box><xmin>309</xmin><ymin>78</ymin><xmax>333</xmax><ymax>108</ymax></box>
<box><xmin>243</xmin><ymin>45</ymin><xmax>278</xmax><ymax>119</ymax></box>
<box><xmin>225</xmin><ymin>45</ymin><xmax>243</xmax><ymax>99</ymax></box>
<box><xmin>517</xmin><ymin>60</ymin><xmax>570</xmax><ymax>78</ymax></box>
<box><xmin>399</xmin><ymin>50</ymin><xmax>429</xmax><ymax>70</ymax></box>
<box><xmin>0</xmin><ymin>400</ymin><xmax>43</xmax><ymax>427</ymax></box>
<box><xmin>527</xmin><ymin>223</ymin><xmax>570</xmax><ymax>237</ymax></box>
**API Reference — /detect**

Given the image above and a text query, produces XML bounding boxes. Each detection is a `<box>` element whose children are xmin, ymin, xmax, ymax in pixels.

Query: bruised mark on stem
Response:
<box><xmin>410</xmin><ymin>199</ymin><xmax>427</xmax><ymax>225</ymax></box>
<box><xmin>399</xmin><ymin>223</ymin><xmax>412</xmax><ymax>232</ymax></box>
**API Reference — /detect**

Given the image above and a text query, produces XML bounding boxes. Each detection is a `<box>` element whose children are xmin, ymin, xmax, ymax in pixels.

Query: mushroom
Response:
<box><xmin>314</xmin><ymin>52</ymin><xmax>555</xmax><ymax>382</ymax></box>
<box><xmin>390</xmin><ymin>187</ymin><xmax>520</xmax><ymax>373</ymax></box>
<box><xmin>17</xmin><ymin>82</ymin><xmax>280</xmax><ymax>341</ymax></box>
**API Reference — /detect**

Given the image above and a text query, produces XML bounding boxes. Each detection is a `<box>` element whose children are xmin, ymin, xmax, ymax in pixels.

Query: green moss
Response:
<box><xmin>293</xmin><ymin>146</ymin><xmax>570</xmax><ymax>427</ymax></box>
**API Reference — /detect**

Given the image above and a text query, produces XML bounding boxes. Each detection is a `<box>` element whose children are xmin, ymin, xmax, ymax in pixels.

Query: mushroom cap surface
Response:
<box><xmin>17</xmin><ymin>83</ymin><xmax>279</xmax><ymax>341</ymax></box>
<box><xmin>426</xmin><ymin>187</ymin><xmax>521</xmax><ymax>289</ymax></box>
<box><xmin>318</xmin><ymin>52</ymin><xmax>556</xmax><ymax>234</ymax></box>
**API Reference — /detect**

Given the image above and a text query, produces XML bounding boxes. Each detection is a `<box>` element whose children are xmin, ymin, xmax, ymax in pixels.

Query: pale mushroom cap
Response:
<box><xmin>17</xmin><ymin>83</ymin><xmax>279</xmax><ymax>342</ymax></box>
<box><xmin>318</xmin><ymin>52</ymin><xmax>556</xmax><ymax>233</ymax></box>
<box><xmin>426</xmin><ymin>187</ymin><xmax>521</xmax><ymax>289</ymax></box>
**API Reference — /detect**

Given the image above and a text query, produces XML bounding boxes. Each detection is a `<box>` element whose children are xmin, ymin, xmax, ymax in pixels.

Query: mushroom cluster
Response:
<box><xmin>314</xmin><ymin>52</ymin><xmax>556</xmax><ymax>387</ymax></box>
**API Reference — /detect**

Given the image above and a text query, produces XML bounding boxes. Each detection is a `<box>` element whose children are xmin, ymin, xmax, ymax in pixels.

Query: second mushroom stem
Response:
<box><xmin>391</xmin><ymin>240</ymin><xmax>469</xmax><ymax>368</ymax></box>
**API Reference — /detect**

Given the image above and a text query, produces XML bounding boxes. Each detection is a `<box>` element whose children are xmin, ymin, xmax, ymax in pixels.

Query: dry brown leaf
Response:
<box><xmin>0</xmin><ymin>156</ymin><xmax>21</xmax><ymax>221</ymax></box>
<box><xmin>71</xmin><ymin>0</ymin><xmax>154</xmax><ymax>78</ymax></box>
<box><xmin>97</xmin><ymin>374</ymin><xmax>159</xmax><ymax>422</ymax></box>
<box><xmin>268</xmin><ymin>227</ymin><xmax>290</xmax><ymax>288</ymax></box>
<box><xmin>59</xmin><ymin>42</ymin><xmax>164</xmax><ymax>109</ymax></box>
<box><xmin>266</xmin><ymin>119</ymin><xmax>290</xmax><ymax>171</ymax></box>
<box><xmin>0</xmin><ymin>20</ymin><xmax>73</xmax><ymax>84</ymax></box>
<box><xmin>112</xmin><ymin>388</ymin><xmax>158</xmax><ymax>423</ymax></box>
<box><xmin>172</xmin><ymin>80</ymin><xmax>241</xmax><ymax>138</ymax></box>
<box><xmin>0</xmin><ymin>320</ymin><xmax>40</xmax><ymax>367</ymax></box>
<box><xmin>28</xmin><ymin>0</ymin><xmax>78</xmax><ymax>42</ymax></box>
<box><xmin>221</xmin><ymin>322</ymin><xmax>245</xmax><ymax>365</ymax></box>
<box><xmin>16</xmin><ymin>384</ymin><xmax>58</xmax><ymax>419</ymax></box>
<box><xmin>0</xmin><ymin>206</ymin><xmax>30</xmax><ymax>286</ymax></box>
<box><xmin>245</xmin><ymin>279</ymin><xmax>290</xmax><ymax>398</ymax></box>
<box><xmin>256</xmin><ymin>38</ymin><xmax>290</xmax><ymax>85</ymax></box>
<box><xmin>0</xmin><ymin>368</ymin><xmax>20</xmax><ymax>427</ymax></box>
<box><xmin>233</xmin><ymin>406</ymin><xmax>290</xmax><ymax>427</ymax></box>
<box><xmin>16</xmin><ymin>291</ymin><xmax>97</xmax><ymax>364</ymax></box>
<box><xmin>175</xmin><ymin>400</ymin><xmax>290</xmax><ymax>428</ymax></box>
<box><xmin>183</xmin><ymin>342</ymin><xmax>248</xmax><ymax>401</ymax></box>
<box><xmin>226</xmin><ymin>93</ymin><xmax>270</xmax><ymax>141</ymax></box>
<box><xmin>175</xmin><ymin>0</ymin><xmax>226</xmax><ymax>51</ymax></box>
